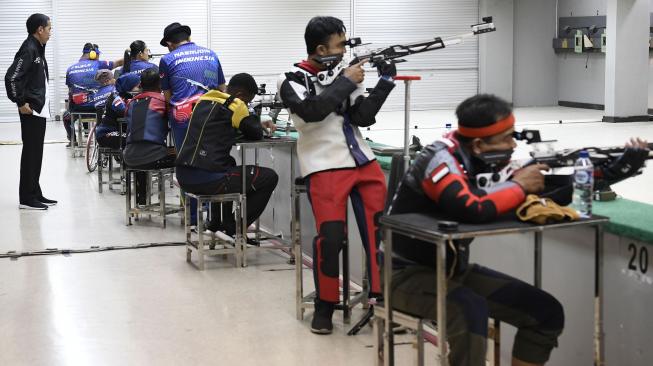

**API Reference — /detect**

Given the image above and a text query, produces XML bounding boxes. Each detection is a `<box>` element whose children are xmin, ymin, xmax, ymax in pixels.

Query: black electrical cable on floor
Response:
<box><xmin>1</xmin><ymin>241</ymin><xmax>185</xmax><ymax>259</ymax></box>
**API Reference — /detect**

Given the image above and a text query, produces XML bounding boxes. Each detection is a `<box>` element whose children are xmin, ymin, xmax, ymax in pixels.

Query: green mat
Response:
<box><xmin>593</xmin><ymin>198</ymin><xmax>653</xmax><ymax>244</ymax></box>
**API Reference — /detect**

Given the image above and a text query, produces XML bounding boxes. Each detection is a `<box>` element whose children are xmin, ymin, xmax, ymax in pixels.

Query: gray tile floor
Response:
<box><xmin>0</xmin><ymin>107</ymin><xmax>651</xmax><ymax>365</ymax></box>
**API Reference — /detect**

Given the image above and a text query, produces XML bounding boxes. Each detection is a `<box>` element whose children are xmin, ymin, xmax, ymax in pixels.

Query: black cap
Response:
<box><xmin>160</xmin><ymin>22</ymin><xmax>191</xmax><ymax>47</ymax></box>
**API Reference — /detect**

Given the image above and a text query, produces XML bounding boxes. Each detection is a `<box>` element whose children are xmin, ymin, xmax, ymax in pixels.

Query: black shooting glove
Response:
<box><xmin>599</xmin><ymin>147</ymin><xmax>649</xmax><ymax>185</ymax></box>
<box><xmin>374</xmin><ymin>60</ymin><xmax>397</xmax><ymax>78</ymax></box>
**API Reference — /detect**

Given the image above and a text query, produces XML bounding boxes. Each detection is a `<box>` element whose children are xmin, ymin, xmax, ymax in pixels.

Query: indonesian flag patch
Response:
<box><xmin>429</xmin><ymin>163</ymin><xmax>450</xmax><ymax>184</ymax></box>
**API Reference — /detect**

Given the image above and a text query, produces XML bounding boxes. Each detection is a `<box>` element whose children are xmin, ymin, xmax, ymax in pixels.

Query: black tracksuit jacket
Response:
<box><xmin>4</xmin><ymin>35</ymin><xmax>49</xmax><ymax>113</ymax></box>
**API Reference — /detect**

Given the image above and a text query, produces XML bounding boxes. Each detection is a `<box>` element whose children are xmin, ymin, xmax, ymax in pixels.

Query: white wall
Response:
<box><xmin>556</xmin><ymin>0</ymin><xmax>607</xmax><ymax>106</ymax></box>
<box><xmin>558</xmin><ymin>53</ymin><xmax>606</xmax><ymax>106</ymax></box>
<box><xmin>0</xmin><ymin>1</ymin><xmax>54</xmax><ymax>123</ymax></box>
<box><xmin>353</xmin><ymin>0</ymin><xmax>480</xmax><ymax>111</ymax></box>
<box><xmin>649</xmin><ymin>0</ymin><xmax>653</xmax><ymax>109</ymax></box>
<box><xmin>210</xmin><ymin>0</ymin><xmax>480</xmax><ymax>111</ymax></box>
<box><xmin>52</xmin><ymin>0</ymin><xmax>208</xmax><ymax>119</ymax></box>
<box><xmin>558</xmin><ymin>0</ymin><xmax>608</xmax><ymax>17</ymax></box>
<box><xmin>512</xmin><ymin>0</ymin><xmax>558</xmax><ymax>107</ymax></box>
<box><xmin>557</xmin><ymin>0</ymin><xmax>653</xmax><ymax>111</ymax></box>
<box><xmin>479</xmin><ymin>0</ymin><xmax>514</xmax><ymax>102</ymax></box>
<box><xmin>0</xmin><ymin>0</ymin><xmax>484</xmax><ymax>123</ymax></box>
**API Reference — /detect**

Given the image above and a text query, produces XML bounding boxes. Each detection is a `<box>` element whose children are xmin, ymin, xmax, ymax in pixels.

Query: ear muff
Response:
<box><xmin>89</xmin><ymin>50</ymin><xmax>98</xmax><ymax>60</ymax></box>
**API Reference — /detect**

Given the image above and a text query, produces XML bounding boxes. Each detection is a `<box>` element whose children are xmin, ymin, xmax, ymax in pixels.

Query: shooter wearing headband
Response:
<box><xmin>385</xmin><ymin>93</ymin><xmax>648</xmax><ymax>365</ymax></box>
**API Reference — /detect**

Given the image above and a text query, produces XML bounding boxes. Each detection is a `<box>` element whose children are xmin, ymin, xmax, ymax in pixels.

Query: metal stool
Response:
<box><xmin>97</xmin><ymin>146</ymin><xmax>124</xmax><ymax>193</ymax></box>
<box><xmin>125</xmin><ymin>167</ymin><xmax>181</xmax><ymax>228</ymax></box>
<box><xmin>70</xmin><ymin>111</ymin><xmax>96</xmax><ymax>158</ymax></box>
<box><xmin>292</xmin><ymin>177</ymin><xmax>369</xmax><ymax>325</ymax></box>
<box><xmin>184</xmin><ymin>192</ymin><xmax>244</xmax><ymax>270</ymax></box>
<box><xmin>374</xmin><ymin>305</ymin><xmax>501</xmax><ymax>366</ymax></box>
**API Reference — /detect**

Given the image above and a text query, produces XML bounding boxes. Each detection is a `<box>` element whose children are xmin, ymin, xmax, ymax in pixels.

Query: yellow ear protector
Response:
<box><xmin>86</xmin><ymin>44</ymin><xmax>99</xmax><ymax>60</ymax></box>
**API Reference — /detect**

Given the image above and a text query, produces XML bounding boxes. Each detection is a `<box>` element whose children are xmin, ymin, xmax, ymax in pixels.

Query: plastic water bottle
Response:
<box><xmin>572</xmin><ymin>150</ymin><xmax>594</xmax><ymax>217</ymax></box>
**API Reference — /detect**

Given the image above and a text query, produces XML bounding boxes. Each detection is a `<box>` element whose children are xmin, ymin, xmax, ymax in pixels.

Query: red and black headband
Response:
<box><xmin>457</xmin><ymin>114</ymin><xmax>515</xmax><ymax>138</ymax></box>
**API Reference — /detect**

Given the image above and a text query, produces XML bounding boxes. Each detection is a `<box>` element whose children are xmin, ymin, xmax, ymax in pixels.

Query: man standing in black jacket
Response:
<box><xmin>4</xmin><ymin>13</ymin><xmax>57</xmax><ymax>210</ymax></box>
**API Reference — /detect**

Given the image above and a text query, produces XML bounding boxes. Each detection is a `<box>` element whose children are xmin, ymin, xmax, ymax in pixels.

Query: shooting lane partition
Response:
<box><xmin>470</xmin><ymin>198</ymin><xmax>653</xmax><ymax>365</ymax></box>
<box><xmin>594</xmin><ymin>199</ymin><xmax>653</xmax><ymax>366</ymax></box>
<box><xmin>251</xmin><ymin>127</ymin><xmax>652</xmax><ymax>364</ymax></box>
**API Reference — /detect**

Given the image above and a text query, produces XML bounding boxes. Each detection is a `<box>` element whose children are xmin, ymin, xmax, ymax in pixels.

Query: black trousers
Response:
<box><xmin>19</xmin><ymin>113</ymin><xmax>46</xmax><ymax>203</ymax></box>
<box><xmin>179</xmin><ymin>166</ymin><xmax>278</xmax><ymax>235</ymax></box>
<box><xmin>390</xmin><ymin>264</ymin><xmax>564</xmax><ymax>365</ymax></box>
<box><xmin>97</xmin><ymin>131</ymin><xmax>126</xmax><ymax>150</ymax></box>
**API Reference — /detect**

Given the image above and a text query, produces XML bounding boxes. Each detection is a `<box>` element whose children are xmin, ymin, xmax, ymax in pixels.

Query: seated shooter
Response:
<box><xmin>66</xmin><ymin>43</ymin><xmax>122</xmax><ymax>112</ymax></box>
<box><xmin>123</xmin><ymin>68</ymin><xmax>175</xmax><ymax>205</ymax></box>
<box><xmin>120</xmin><ymin>40</ymin><xmax>157</xmax><ymax>77</ymax></box>
<box><xmin>96</xmin><ymin>73</ymin><xmax>140</xmax><ymax>150</ymax></box>
<box><xmin>386</xmin><ymin>94</ymin><xmax>649</xmax><ymax>366</ymax></box>
<box><xmin>64</xmin><ymin>51</ymin><xmax>119</xmax><ymax>145</ymax></box>
<box><xmin>175</xmin><ymin>73</ymin><xmax>278</xmax><ymax>236</ymax></box>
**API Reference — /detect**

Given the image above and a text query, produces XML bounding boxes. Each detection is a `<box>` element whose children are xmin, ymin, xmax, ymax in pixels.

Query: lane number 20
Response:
<box><xmin>628</xmin><ymin>243</ymin><xmax>649</xmax><ymax>274</ymax></box>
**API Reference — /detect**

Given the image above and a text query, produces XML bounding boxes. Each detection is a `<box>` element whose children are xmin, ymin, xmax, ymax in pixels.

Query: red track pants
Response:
<box><xmin>306</xmin><ymin>161</ymin><xmax>387</xmax><ymax>303</ymax></box>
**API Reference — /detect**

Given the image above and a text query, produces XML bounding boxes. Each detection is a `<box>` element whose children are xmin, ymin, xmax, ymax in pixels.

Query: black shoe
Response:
<box><xmin>205</xmin><ymin>220</ymin><xmax>223</xmax><ymax>233</ymax></box>
<box><xmin>246</xmin><ymin>237</ymin><xmax>260</xmax><ymax>246</ymax></box>
<box><xmin>392</xmin><ymin>322</ymin><xmax>408</xmax><ymax>334</ymax></box>
<box><xmin>311</xmin><ymin>300</ymin><xmax>335</xmax><ymax>334</ymax></box>
<box><xmin>38</xmin><ymin>197</ymin><xmax>57</xmax><ymax>206</ymax></box>
<box><xmin>65</xmin><ymin>142</ymin><xmax>71</xmax><ymax>148</ymax></box>
<box><xmin>19</xmin><ymin>201</ymin><xmax>48</xmax><ymax>210</ymax></box>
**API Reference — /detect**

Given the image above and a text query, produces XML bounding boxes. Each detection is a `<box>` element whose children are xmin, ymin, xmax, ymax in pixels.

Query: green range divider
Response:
<box><xmin>273</xmin><ymin>128</ymin><xmax>653</xmax><ymax>244</ymax></box>
<box><xmin>594</xmin><ymin>198</ymin><xmax>653</xmax><ymax>244</ymax></box>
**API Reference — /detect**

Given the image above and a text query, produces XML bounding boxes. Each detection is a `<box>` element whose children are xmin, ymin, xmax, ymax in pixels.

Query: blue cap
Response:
<box><xmin>579</xmin><ymin>150</ymin><xmax>589</xmax><ymax>158</ymax></box>
<box><xmin>115</xmin><ymin>73</ymin><xmax>140</xmax><ymax>94</ymax></box>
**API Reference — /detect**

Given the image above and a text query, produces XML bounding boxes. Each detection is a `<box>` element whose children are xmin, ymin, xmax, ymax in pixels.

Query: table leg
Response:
<box><xmin>383</xmin><ymin>228</ymin><xmax>394</xmax><ymax>366</ymax></box>
<box><xmin>416</xmin><ymin>319</ymin><xmax>425</xmax><ymax>366</ymax></box>
<box><xmin>241</xmin><ymin>148</ymin><xmax>248</xmax><ymax>267</ymax></box>
<box><xmin>198</xmin><ymin>199</ymin><xmax>205</xmax><ymax>271</ymax></box>
<box><xmin>436</xmin><ymin>239</ymin><xmax>448</xmax><ymax>366</ymax></box>
<box><xmin>289</xmin><ymin>145</ymin><xmax>296</xmax><ymax>264</ymax></box>
<box><xmin>594</xmin><ymin>224</ymin><xmax>605</xmax><ymax>366</ymax></box>
<box><xmin>343</xmin><ymin>228</ymin><xmax>351</xmax><ymax>324</ymax></box>
<box><xmin>254</xmin><ymin>148</ymin><xmax>261</xmax><ymax>241</ymax></box>
<box><xmin>185</xmin><ymin>195</ymin><xmax>191</xmax><ymax>263</ymax></box>
<box><xmin>534</xmin><ymin>231</ymin><xmax>543</xmax><ymax>288</ymax></box>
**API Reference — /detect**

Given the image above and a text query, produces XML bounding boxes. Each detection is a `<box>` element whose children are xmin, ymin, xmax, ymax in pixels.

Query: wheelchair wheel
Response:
<box><xmin>86</xmin><ymin>126</ymin><xmax>99</xmax><ymax>173</ymax></box>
